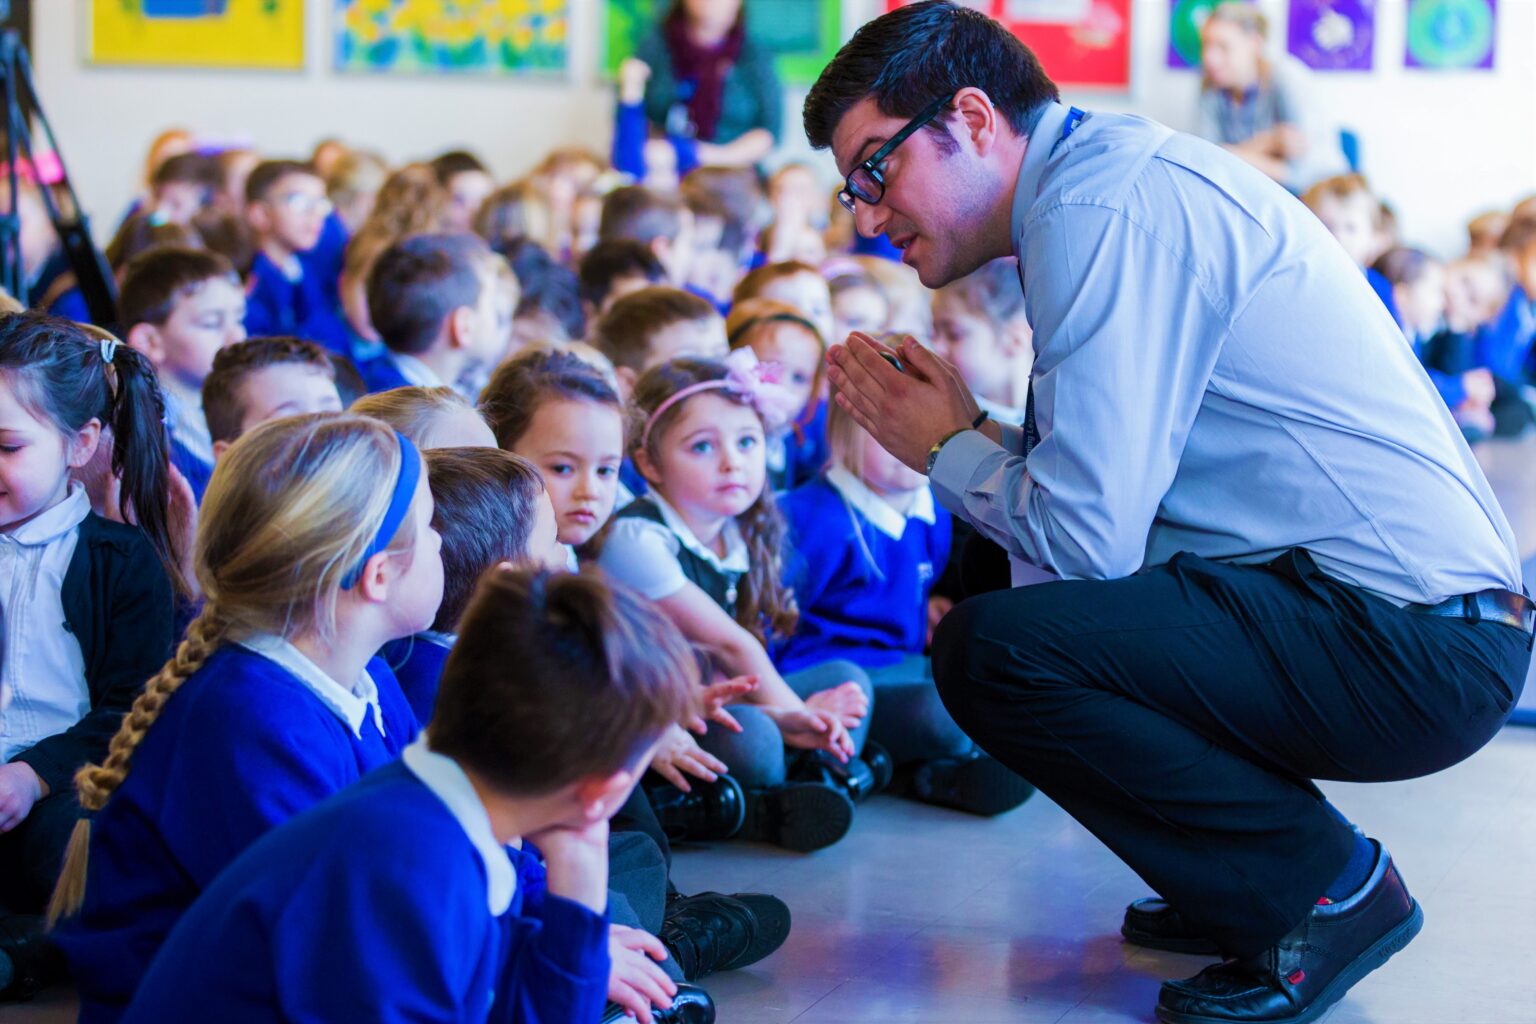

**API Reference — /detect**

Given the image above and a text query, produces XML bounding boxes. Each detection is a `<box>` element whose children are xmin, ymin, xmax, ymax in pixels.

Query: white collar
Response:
<box><xmin>564</xmin><ymin>544</ymin><xmax>581</xmax><ymax>572</ymax></box>
<box><xmin>649</xmin><ymin>491</ymin><xmax>750</xmax><ymax>574</ymax></box>
<box><xmin>3</xmin><ymin>482</ymin><xmax>90</xmax><ymax>547</ymax></box>
<box><xmin>402</xmin><ymin>736</ymin><xmax>515</xmax><ymax>916</ymax></box>
<box><xmin>162</xmin><ymin>378</ymin><xmax>214</xmax><ymax>462</ymax></box>
<box><xmin>418</xmin><ymin>629</ymin><xmax>457</xmax><ymax>649</ymax></box>
<box><xmin>826</xmin><ymin>465</ymin><xmax>935</xmax><ymax>542</ymax></box>
<box><xmin>391</xmin><ymin>352</ymin><xmax>444</xmax><ymax>389</ymax></box>
<box><xmin>238</xmin><ymin>633</ymin><xmax>385</xmax><ymax>740</ymax></box>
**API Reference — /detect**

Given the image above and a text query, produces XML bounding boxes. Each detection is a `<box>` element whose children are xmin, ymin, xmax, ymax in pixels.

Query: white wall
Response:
<box><xmin>29</xmin><ymin>0</ymin><xmax>1536</xmax><ymax>256</ymax></box>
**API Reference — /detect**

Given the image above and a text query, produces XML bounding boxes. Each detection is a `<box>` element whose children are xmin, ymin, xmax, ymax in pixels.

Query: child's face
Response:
<box><xmin>854</xmin><ymin>427</ymin><xmax>926</xmax><ymax>498</ymax></box>
<box><xmin>445</xmin><ymin>170</ymin><xmax>495</xmax><ymax>234</ymax></box>
<box><xmin>463</xmin><ymin>269</ymin><xmax>516</xmax><ymax>373</ymax></box>
<box><xmin>931</xmin><ymin>292</ymin><xmax>1032</xmax><ymax>403</ymax></box>
<box><xmin>649</xmin><ymin>392</ymin><xmax>765</xmax><ymax>522</ymax></box>
<box><xmin>255</xmin><ymin>173</ymin><xmax>330</xmax><ymax>254</ymax></box>
<box><xmin>153</xmin><ymin>181</ymin><xmax>210</xmax><ymax>226</ymax></box>
<box><xmin>833</xmin><ymin>284</ymin><xmax>890</xmax><ymax>345</ymax></box>
<box><xmin>743</xmin><ymin>323</ymin><xmax>820</xmax><ymax>427</ymax></box>
<box><xmin>152</xmin><ymin>278</ymin><xmax>248</xmax><ymax>386</ymax></box>
<box><xmin>512</xmin><ymin>398</ymin><xmax>624</xmax><ymax>547</ymax></box>
<box><xmin>687</xmin><ymin>248</ymin><xmax>742</xmax><ymax>306</ymax></box>
<box><xmin>759</xmin><ymin>272</ymin><xmax>835</xmax><ymax>354</ymax></box>
<box><xmin>1394</xmin><ymin>264</ymin><xmax>1446</xmax><ymax>336</ymax></box>
<box><xmin>382</xmin><ymin>473</ymin><xmax>445</xmax><ymax>638</ymax></box>
<box><xmin>1311</xmin><ymin>193</ymin><xmax>1380</xmax><ymax>268</ymax></box>
<box><xmin>658</xmin><ymin>209</ymin><xmax>697</xmax><ymax>287</ymax></box>
<box><xmin>1443</xmin><ymin>261</ymin><xmax>1506</xmax><ymax>333</ymax></box>
<box><xmin>418</xmin><ymin>406</ymin><xmax>496</xmax><ymax>451</ymax></box>
<box><xmin>644</xmin><ymin>314</ymin><xmax>730</xmax><ymax>370</ymax></box>
<box><xmin>0</xmin><ymin>374</ymin><xmax>98</xmax><ymax>532</ymax></box>
<box><xmin>527</xmin><ymin>490</ymin><xmax>568</xmax><ymax>571</ymax></box>
<box><xmin>234</xmin><ymin>364</ymin><xmax>344</xmax><ymax>439</ymax></box>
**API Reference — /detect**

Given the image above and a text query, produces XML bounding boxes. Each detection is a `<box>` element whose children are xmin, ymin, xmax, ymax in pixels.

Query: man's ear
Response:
<box><xmin>126</xmin><ymin>323</ymin><xmax>166</xmax><ymax>366</ymax></box>
<box><xmin>951</xmin><ymin>86</ymin><xmax>1003</xmax><ymax>158</ymax></box>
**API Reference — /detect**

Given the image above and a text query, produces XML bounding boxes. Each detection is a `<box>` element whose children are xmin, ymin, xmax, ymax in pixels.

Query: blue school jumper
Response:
<box><xmin>778</xmin><ymin>400</ymin><xmax>831</xmax><ymax>492</ymax></box>
<box><xmin>298</xmin><ymin>210</ymin><xmax>348</xmax><ymax>311</ymax></box>
<box><xmin>244</xmin><ymin>250</ymin><xmax>351</xmax><ymax>354</ymax></box>
<box><xmin>167</xmin><ymin>436</ymin><xmax>214</xmax><ymax>503</ymax></box>
<box><xmin>55</xmin><ymin>644</ymin><xmax>418</xmax><ymax>1024</ymax></box>
<box><xmin>120</xmin><ymin>750</ymin><xmax>610</xmax><ymax>1024</ymax></box>
<box><xmin>776</xmin><ymin>468</ymin><xmax>950</xmax><ymax>675</ymax></box>
<box><xmin>357</xmin><ymin>349</ymin><xmax>415</xmax><ymax>394</ymax></box>
<box><xmin>1473</xmin><ymin>285</ymin><xmax>1536</xmax><ymax>384</ymax></box>
<box><xmin>380</xmin><ymin>631</ymin><xmax>456</xmax><ymax>723</ymax></box>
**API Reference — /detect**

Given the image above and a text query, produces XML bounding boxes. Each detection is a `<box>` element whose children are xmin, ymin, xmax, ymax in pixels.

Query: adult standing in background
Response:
<box><xmin>633</xmin><ymin>0</ymin><xmax>783</xmax><ymax>169</ymax></box>
<box><xmin>805</xmin><ymin>4</ymin><xmax>1530</xmax><ymax>1023</ymax></box>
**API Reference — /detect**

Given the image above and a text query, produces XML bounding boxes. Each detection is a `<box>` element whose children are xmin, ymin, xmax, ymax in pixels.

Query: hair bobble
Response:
<box><xmin>99</xmin><ymin>337</ymin><xmax>122</xmax><ymax>365</ymax></box>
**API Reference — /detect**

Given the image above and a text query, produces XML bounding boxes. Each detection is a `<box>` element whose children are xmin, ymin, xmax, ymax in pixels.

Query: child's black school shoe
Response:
<box><xmin>0</xmin><ymin>915</ymin><xmax>66</xmax><ymax>1003</ymax></box>
<box><xmin>911</xmin><ymin>749</ymin><xmax>1036</xmax><ymax>816</ymax></box>
<box><xmin>861</xmin><ymin>741</ymin><xmax>896</xmax><ymax>793</ymax></box>
<box><xmin>646</xmin><ymin>775</ymin><xmax>747</xmax><ymax>842</ymax></box>
<box><xmin>661</xmin><ymin>890</ymin><xmax>792</xmax><ymax>980</ymax></box>
<box><xmin>789</xmin><ymin>750</ymin><xmax>881</xmax><ymax>804</ymax></box>
<box><xmin>600</xmin><ymin>983</ymin><xmax>716</xmax><ymax>1024</ymax></box>
<box><xmin>740</xmin><ymin>781</ymin><xmax>855</xmax><ymax>852</ymax></box>
<box><xmin>1122</xmin><ymin>898</ymin><xmax>1223</xmax><ymax>955</ymax></box>
<box><xmin>1156</xmin><ymin>843</ymin><xmax>1421</xmax><ymax>1024</ymax></box>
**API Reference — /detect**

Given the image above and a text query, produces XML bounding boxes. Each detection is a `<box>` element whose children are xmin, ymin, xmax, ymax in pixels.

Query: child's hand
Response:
<box><xmin>607</xmin><ymin>924</ymin><xmax>676</xmax><ymax>1024</ymax></box>
<box><xmin>525</xmin><ymin>816</ymin><xmax>610</xmax><ymax>915</ymax></box>
<box><xmin>619</xmin><ymin>58</ymin><xmax>652</xmax><ymax>105</ymax></box>
<box><xmin>0</xmin><ymin>762</ymin><xmax>46</xmax><ymax>833</ymax></box>
<box><xmin>927</xmin><ymin>595</ymin><xmax>954</xmax><ymax>647</ymax></box>
<box><xmin>769</xmin><ymin>706</ymin><xmax>855</xmax><ymax>763</ymax></box>
<box><xmin>687</xmin><ymin>674</ymin><xmax>757</xmax><ymax>734</ymax></box>
<box><xmin>805</xmin><ymin>681</ymin><xmax>868</xmax><ymax>729</ymax></box>
<box><xmin>649</xmin><ymin>723</ymin><xmax>729</xmax><ymax>792</ymax></box>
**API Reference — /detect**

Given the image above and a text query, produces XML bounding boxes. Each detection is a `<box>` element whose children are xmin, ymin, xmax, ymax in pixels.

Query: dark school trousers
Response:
<box><xmin>932</xmin><ymin>547</ymin><xmax>1529</xmax><ymax>958</ymax></box>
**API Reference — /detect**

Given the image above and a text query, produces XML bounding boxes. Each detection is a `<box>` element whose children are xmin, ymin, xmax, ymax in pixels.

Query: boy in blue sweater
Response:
<box><xmin>122</xmin><ymin>568</ymin><xmax>702</xmax><ymax>1024</ymax></box>
<box><xmin>243</xmin><ymin>160</ymin><xmax>351</xmax><ymax>353</ymax></box>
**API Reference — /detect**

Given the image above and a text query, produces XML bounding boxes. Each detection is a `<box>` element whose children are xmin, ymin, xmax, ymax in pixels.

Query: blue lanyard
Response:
<box><xmin>1053</xmin><ymin>106</ymin><xmax>1086</xmax><ymax>156</ymax></box>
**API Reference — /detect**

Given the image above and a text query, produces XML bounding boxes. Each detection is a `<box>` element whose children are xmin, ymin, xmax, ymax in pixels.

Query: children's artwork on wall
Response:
<box><xmin>1288</xmin><ymin>0</ymin><xmax>1375</xmax><ymax>71</ymax></box>
<box><xmin>87</xmin><ymin>0</ymin><xmax>305</xmax><ymax>70</ymax></box>
<box><xmin>884</xmin><ymin>0</ymin><xmax>1131</xmax><ymax>91</ymax></box>
<box><xmin>1167</xmin><ymin>0</ymin><xmax>1252</xmax><ymax>69</ymax></box>
<box><xmin>603</xmin><ymin>0</ymin><xmax>842</xmax><ymax>86</ymax></box>
<box><xmin>335</xmin><ymin>0</ymin><xmax>569</xmax><ymax>76</ymax></box>
<box><xmin>1404</xmin><ymin>0</ymin><xmax>1495</xmax><ymax>70</ymax></box>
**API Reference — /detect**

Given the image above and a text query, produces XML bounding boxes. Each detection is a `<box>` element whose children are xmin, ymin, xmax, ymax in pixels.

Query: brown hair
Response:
<box><xmin>628</xmin><ymin>358</ymin><xmax>799</xmax><ymax>644</ymax></box>
<box><xmin>425</xmin><ymin>447</ymin><xmax>546</xmax><ymax>633</ymax></box>
<box><xmin>103</xmin><ymin>212</ymin><xmax>204</xmax><ymax>273</ymax></box>
<box><xmin>202</xmin><ymin>337</ymin><xmax>336</xmax><ymax>444</ymax></box>
<box><xmin>599</xmin><ymin>186</ymin><xmax>686</xmax><ymax>246</ymax></box>
<box><xmin>118</xmin><ymin>246</ymin><xmax>240</xmax><ymax>329</ymax></box>
<box><xmin>1498</xmin><ymin>215</ymin><xmax>1536</xmax><ymax>256</ymax></box>
<box><xmin>244</xmin><ymin>160</ymin><xmax>320</xmax><ymax>206</ymax></box>
<box><xmin>1301</xmin><ymin>174</ymin><xmax>1378</xmax><ymax>216</ymax></box>
<box><xmin>367</xmin><ymin>233</ymin><xmax>495</xmax><ymax>356</ymax></box>
<box><xmin>350</xmin><ymin>386</ymin><xmax>485</xmax><ymax>450</ymax></box>
<box><xmin>591</xmin><ymin>286</ymin><xmax>717</xmax><ymax>373</ymax></box>
<box><xmin>732</xmin><ymin>260</ymin><xmax>822</xmax><ymax>307</ymax></box>
<box><xmin>474</xmin><ymin>179</ymin><xmax>554</xmax><ymax>253</ymax></box>
<box><xmin>480</xmin><ymin>347</ymin><xmax>623</xmax><ymax>451</ymax></box>
<box><xmin>430</xmin><ymin>568</ymin><xmax>698</xmax><ymax>793</ymax></box>
<box><xmin>50</xmin><ymin>413</ymin><xmax>421</xmax><ymax>922</ymax></box>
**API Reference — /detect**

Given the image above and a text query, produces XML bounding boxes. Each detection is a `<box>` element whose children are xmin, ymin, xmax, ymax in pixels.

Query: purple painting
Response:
<box><xmin>1288</xmin><ymin>0</ymin><xmax>1375</xmax><ymax>71</ymax></box>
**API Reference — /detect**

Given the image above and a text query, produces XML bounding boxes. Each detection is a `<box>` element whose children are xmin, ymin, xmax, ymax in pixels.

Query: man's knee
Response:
<box><xmin>932</xmin><ymin>587</ymin><xmax>1068</xmax><ymax>720</ymax></box>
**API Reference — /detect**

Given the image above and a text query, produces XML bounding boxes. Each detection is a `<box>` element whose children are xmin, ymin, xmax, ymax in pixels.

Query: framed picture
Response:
<box><xmin>87</xmin><ymin>0</ymin><xmax>305</xmax><ymax>71</ymax></box>
<box><xmin>334</xmin><ymin>0</ymin><xmax>570</xmax><ymax>77</ymax></box>
<box><xmin>603</xmin><ymin>0</ymin><xmax>843</xmax><ymax>87</ymax></box>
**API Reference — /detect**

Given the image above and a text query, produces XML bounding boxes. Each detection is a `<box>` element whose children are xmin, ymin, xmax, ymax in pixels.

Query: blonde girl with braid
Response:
<box><xmin>49</xmin><ymin>412</ymin><xmax>442</xmax><ymax>1023</ymax></box>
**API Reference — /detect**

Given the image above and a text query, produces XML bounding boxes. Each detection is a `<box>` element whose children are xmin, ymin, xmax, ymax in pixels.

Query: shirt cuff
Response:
<box><xmin>928</xmin><ymin>429</ymin><xmax>1007</xmax><ymax>518</ymax></box>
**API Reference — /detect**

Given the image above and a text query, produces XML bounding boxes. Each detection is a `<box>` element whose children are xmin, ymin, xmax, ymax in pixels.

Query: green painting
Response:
<box><xmin>603</xmin><ymin>0</ymin><xmax>842</xmax><ymax>86</ymax></box>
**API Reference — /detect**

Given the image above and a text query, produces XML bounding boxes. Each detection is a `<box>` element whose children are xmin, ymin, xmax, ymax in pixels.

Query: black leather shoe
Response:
<box><xmin>601</xmin><ymin>983</ymin><xmax>716</xmax><ymax>1024</ymax></box>
<box><xmin>646</xmin><ymin>775</ymin><xmax>746</xmax><ymax>842</ymax></box>
<box><xmin>739</xmin><ymin>781</ymin><xmax>855</xmax><ymax>852</ymax></box>
<box><xmin>1156</xmin><ymin>843</ymin><xmax>1422</xmax><ymax>1024</ymax></box>
<box><xmin>789</xmin><ymin>750</ymin><xmax>880</xmax><ymax>803</ymax></box>
<box><xmin>912</xmin><ymin>750</ymin><xmax>1036</xmax><ymax>816</ymax></box>
<box><xmin>861</xmin><ymin>741</ymin><xmax>895</xmax><ymax>794</ymax></box>
<box><xmin>0</xmin><ymin>915</ymin><xmax>66</xmax><ymax>1003</ymax></box>
<box><xmin>661</xmin><ymin>890</ymin><xmax>792</xmax><ymax>980</ymax></box>
<box><xmin>1123</xmin><ymin>898</ymin><xmax>1222</xmax><ymax>955</ymax></box>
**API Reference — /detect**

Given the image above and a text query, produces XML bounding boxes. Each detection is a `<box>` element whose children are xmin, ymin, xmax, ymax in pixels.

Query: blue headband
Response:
<box><xmin>341</xmin><ymin>432</ymin><xmax>422</xmax><ymax>590</ymax></box>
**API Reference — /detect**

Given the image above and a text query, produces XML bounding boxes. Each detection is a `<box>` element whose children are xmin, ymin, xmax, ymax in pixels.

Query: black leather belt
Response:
<box><xmin>1405</xmin><ymin>588</ymin><xmax>1536</xmax><ymax>634</ymax></box>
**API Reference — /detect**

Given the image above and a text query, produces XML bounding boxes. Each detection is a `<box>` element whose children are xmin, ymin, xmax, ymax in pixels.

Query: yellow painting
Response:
<box><xmin>89</xmin><ymin>0</ymin><xmax>305</xmax><ymax>70</ymax></box>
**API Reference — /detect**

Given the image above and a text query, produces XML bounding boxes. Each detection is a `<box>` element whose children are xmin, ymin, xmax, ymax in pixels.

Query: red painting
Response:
<box><xmin>882</xmin><ymin>0</ymin><xmax>1132</xmax><ymax>91</ymax></box>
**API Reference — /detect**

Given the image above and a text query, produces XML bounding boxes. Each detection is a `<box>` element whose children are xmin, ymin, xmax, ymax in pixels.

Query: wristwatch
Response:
<box><xmin>925</xmin><ymin>411</ymin><xmax>990</xmax><ymax>475</ymax></box>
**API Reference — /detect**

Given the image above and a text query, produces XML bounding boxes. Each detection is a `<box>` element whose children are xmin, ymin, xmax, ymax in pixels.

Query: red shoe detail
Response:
<box><xmin>1287</xmin><ymin>969</ymin><xmax>1306</xmax><ymax>986</ymax></box>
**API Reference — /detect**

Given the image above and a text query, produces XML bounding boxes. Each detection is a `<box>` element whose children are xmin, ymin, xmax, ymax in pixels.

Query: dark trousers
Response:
<box><xmin>0</xmin><ymin>790</ymin><xmax>82</xmax><ymax>915</ymax></box>
<box><xmin>933</xmin><ymin>547</ymin><xmax>1529</xmax><ymax>958</ymax></box>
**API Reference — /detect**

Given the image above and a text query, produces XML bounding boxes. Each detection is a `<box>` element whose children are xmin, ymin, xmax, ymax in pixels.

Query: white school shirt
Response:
<box><xmin>161</xmin><ymin>375</ymin><xmax>214</xmax><ymax>467</ymax></box>
<box><xmin>599</xmin><ymin>491</ymin><xmax>750</xmax><ymax>601</ymax></box>
<box><xmin>238</xmin><ymin>633</ymin><xmax>387</xmax><ymax>741</ymax></box>
<box><xmin>0</xmin><ymin>483</ymin><xmax>92</xmax><ymax>762</ymax></box>
<box><xmin>825</xmin><ymin>465</ymin><xmax>936</xmax><ymax>541</ymax></box>
<box><xmin>402</xmin><ymin>735</ymin><xmax>515</xmax><ymax>915</ymax></box>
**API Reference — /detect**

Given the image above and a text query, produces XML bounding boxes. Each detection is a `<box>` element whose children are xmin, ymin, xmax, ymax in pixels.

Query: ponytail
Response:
<box><xmin>102</xmin><ymin>341</ymin><xmax>186</xmax><ymax>596</ymax></box>
<box><xmin>48</xmin><ymin>605</ymin><xmax>232</xmax><ymax>925</ymax></box>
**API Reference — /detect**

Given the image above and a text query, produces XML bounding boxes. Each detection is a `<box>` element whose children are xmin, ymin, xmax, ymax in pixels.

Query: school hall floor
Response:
<box><xmin>13</xmin><ymin>723</ymin><xmax>1535</xmax><ymax>1024</ymax></box>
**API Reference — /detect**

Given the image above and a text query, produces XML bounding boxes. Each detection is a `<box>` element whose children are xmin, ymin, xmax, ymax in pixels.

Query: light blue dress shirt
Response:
<box><xmin>930</xmin><ymin>103</ymin><xmax>1520</xmax><ymax>606</ymax></box>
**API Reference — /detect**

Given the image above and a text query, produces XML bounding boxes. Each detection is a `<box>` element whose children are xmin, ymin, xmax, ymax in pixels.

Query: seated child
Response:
<box><xmin>1301</xmin><ymin>174</ymin><xmax>1391</xmax><ymax>300</ymax></box>
<box><xmin>1467</xmin><ymin>211</ymin><xmax>1509</xmax><ymax>258</ymax></box>
<box><xmin>931</xmin><ymin>257</ymin><xmax>1034</xmax><ymax>425</ymax></box>
<box><xmin>119</xmin><ymin>569</ymin><xmax>702</xmax><ymax>1024</ymax></box>
<box><xmin>51</xmin><ymin>413</ymin><xmax>440</xmax><ymax>1020</ymax></box>
<box><xmin>120</xmin><ymin>247</ymin><xmax>247</xmax><ymax>500</ymax></box>
<box><xmin>1480</xmin><ymin>216</ymin><xmax>1536</xmax><ymax>385</ymax></box>
<box><xmin>203</xmin><ymin>338</ymin><xmax>345</xmax><ymax>460</ymax></box>
<box><xmin>828</xmin><ymin>265</ymin><xmax>891</xmax><ymax>345</ymax></box>
<box><xmin>243</xmin><ymin>160</ymin><xmax>351</xmax><ymax>351</ymax></box>
<box><xmin>579</xmin><ymin>239</ymin><xmax>667</xmax><ymax>323</ymax></box>
<box><xmin>145</xmin><ymin>152</ymin><xmax>221</xmax><ymax>228</ymax></box>
<box><xmin>733</xmin><ymin>262</ymin><xmax>836</xmax><ymax>357</ymax></box>
<box><xmin>0</xmin><ymin>314</ymin><xmax>177</xmax><ymax>1002</ymax></box>
<box><xmin>778</xmin><ymin>399</ymin><xmax>1036</xmax><ymax>816</ymax></box>
<box><xmin>360</xmin><ymin>234</ymin><xmax>515</xmax><ymax>399</ymax></box>
<box><xmin>725</xmin><ymin>298</ymin><xmax>829</xmax><ymax>490</ymax></box>
<box><xmin>351</xmin><ymin>386</ymin><xmax>497</xmax><ymax>450</ymax></box>
<box><xmin>599</xmin><ymin>186</ymin><xmax>696</xmax><ymax>288</ymax></box>
<box><xmin>430</xmin><ymin>149</ymin><xmax>496</xmax><ymax>235</ymax></box>
<box><xmin>600</xmin><ymin>355</ymin><xmax>875</xmax><ymax>852</ymax></box>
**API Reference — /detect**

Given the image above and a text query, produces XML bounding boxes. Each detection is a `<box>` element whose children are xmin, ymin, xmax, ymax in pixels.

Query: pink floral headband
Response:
<box><xmin>640</xmin><ymin>349</ymin><xmax>804</xmax><ymax>450</ymax></box>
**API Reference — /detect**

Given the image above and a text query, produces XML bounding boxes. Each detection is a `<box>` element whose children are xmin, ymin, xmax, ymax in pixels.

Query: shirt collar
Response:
<box><xmin>826</xmin><ymin>464</ymin><xmax>935</xmax><ymax>541</ymax></box>
<box><xmin>649</xmin><ymin>491</ymin><xmax>750</xmax><ymax>574</ymax></box>
<box><xmin>402</xmin><ymin>736</ymin><xmax>515</xmax><ymax>916</ymax></box>
<box><xmin>2</xmin><ymin>481</ymin><xmax>90</xmax><ymax>547</ymax></box>
<box><xmin>418</xmin><ymin>629</ymin><xmax>457</xmax><ymax>649</ymax></box>
<box><xmin>162</xmin><ymin>378</ymin><xmax>214</xmax><ymax>463</ymax></box>
<box><xmin>392</xmin><ymin>352</ymin><xmax>443</xmax><ymax>389</ymax></box>
<box><xmin>1011</xmin><ymin>101</ymin><xmax>1072</xmax><ymax>263</ymax></box>
<box><xmin>238</xmin><ymin>633</ymin><xmax>385</xmax><ymax>740</ymax></box>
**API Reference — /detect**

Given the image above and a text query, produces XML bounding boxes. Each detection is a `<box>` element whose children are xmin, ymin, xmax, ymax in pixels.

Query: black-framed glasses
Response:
<box><xmin>837</xmin><ymin>94</ymin><xmax>953</xmax><ymax>214</ymax></box>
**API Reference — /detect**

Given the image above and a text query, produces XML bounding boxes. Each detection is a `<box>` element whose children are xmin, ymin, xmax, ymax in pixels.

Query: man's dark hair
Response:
<box><xmin>367</xmin><ymin>233</ymin><xmax>493</xmax><ymax>355</ymax></box>
<box><xmin>578</xmin><ymin>240</ymin><xmax>666</xmax><ymax>310</ymax></box>
<box><xmin>803</xmin><ymin>0</ymin><xmax>1060</xmax><ymax>153</ymax></box>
